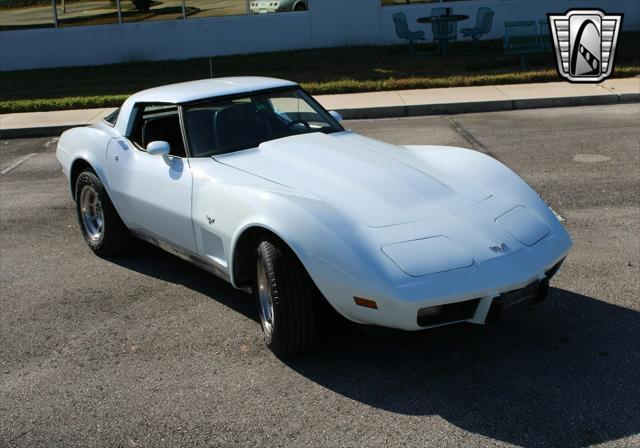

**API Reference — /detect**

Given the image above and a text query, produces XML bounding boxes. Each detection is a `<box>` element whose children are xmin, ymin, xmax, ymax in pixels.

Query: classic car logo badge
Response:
<box><xmin>548</xmin><ymin>9</ymin><xmax>623</xmax><ymax>83</ymax></box>
<box><xmin>489</xmin><ymin>243</ymin><xmax>508</xmax><ymax>254</ymax></box>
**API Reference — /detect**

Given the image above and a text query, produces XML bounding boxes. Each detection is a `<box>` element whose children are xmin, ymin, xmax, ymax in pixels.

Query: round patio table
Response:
<box><xmin>417</xmin><ymin>15</ymin><xmax>469</xmax><ymax>24</ymax></box>
<box><xmin>417</xmin><ymin>15</ymin><xmax>469</xmax><ymax>56</ymax></box>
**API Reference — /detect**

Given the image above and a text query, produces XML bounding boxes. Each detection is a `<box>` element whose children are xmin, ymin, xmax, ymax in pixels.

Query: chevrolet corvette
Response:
<box><xmin>56</xmin><ymin>77</ymin><xmax>572</xmax><ymax>356</ymax></box>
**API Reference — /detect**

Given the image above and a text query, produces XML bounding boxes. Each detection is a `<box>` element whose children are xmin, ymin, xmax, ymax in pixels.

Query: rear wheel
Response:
<box><xmin>75</xmin><ymin>170</ymin><xmax>130</xmax><ymax>256</ymax></box>
<box><xmin>255</xmin><ymin>240</ymin><xmax>317</xmax><ymax>356</ymax></box>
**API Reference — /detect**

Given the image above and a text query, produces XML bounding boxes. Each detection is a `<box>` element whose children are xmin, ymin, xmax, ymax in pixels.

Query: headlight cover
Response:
<box><xmin>495</xmin><ymin>205</ymin><xmax>551</xmax><ymax>247</ymax></box>
<box><xmin>382</xmin><ymin>236</ymin><xmax>474</xmax><ymax>277</ymax></box>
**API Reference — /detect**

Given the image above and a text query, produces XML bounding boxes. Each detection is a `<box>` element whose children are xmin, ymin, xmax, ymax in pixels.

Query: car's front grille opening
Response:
<box><xmin>417</xmin><ymin>298</ymin><xmax>481</xmax><ymax>327</ymax></box>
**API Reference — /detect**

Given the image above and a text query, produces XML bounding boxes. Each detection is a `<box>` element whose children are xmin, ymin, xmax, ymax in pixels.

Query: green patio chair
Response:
<box><xmin>393</xmin><ymin>12</ymin><xmax>426</xmax><ymax>55</ymax></box>
<box><xmin>538</xmin><ymin>18</ymin><xmax>552</xmax><ymax>53</ymax></box>
<box><xmin>461</xmin><ymin>7</ymin><xmax>495</xmax><ymax>54</ymax></box>
<box><xmin>503</xmin><ymin>20</ymin><xmax>542</xmax><ymax>69</ymax></box>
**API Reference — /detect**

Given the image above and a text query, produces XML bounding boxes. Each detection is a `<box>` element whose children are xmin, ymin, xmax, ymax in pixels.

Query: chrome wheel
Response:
<box><xmin>79</xmin><ymin>185</ymin><xmax>104</xmax><ymax>241</ymax></box>
<box><xmin>256</xmin><ymin>258</ymin><xmax>274</xmax><ymax>337</ymax></box>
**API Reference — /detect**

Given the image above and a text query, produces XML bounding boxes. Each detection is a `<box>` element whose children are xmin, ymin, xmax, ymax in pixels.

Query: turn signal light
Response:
<box><xmin>354</xmin><ymin>297</ymin><xmax>378</xmax><ymax>309</ymax></box>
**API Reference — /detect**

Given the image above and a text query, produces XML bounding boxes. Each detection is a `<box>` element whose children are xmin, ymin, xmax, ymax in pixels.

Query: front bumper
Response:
<box><xmin>328</xmin><ymin>224</ymin><xmax>572</xmax><ymax>331</ymax></box>
<box><xmin>416</xmin><ymin>259</ymin><xmax>562</xmax><ymax>328</ymax></box>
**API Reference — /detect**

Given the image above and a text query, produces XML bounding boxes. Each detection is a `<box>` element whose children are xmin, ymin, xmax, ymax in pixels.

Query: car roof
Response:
<box><xmin>129</xmin><ymin>77</ymin><xmax>299</xmax><ymax>104</ymax></box>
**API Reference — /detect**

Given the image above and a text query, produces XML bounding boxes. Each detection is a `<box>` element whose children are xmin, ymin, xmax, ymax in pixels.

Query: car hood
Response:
<box><xmin>214</xmin><ymin>132</ymin><xmax>492</xmax><ymax>228</ymax></box>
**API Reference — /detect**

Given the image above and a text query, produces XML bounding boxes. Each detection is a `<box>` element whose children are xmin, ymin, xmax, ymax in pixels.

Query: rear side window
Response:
<box><xmin>103</xmin><ymin>108</ymin><xmax>120</xmax><ymax>126</ymax></box>
<box><xmin>128</xmin><ymin>104</ymin><xmax>186</xmax><ymax>158</ymax></box>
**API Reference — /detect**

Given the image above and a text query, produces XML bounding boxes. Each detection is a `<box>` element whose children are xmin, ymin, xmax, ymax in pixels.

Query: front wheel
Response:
<box><xmin>255</xmin><ymin>240</ymin><xmax>317</xmax><ymax>356</ymax></box>
<box><xmin>75</xmin><ymin>170</ymin><xmax>131</xmax><ymax>256</ymax></box>
<box><xmin>294</xmin><ymin>2</ymin><xmax>306</xmax><ymax>11</ymax></box>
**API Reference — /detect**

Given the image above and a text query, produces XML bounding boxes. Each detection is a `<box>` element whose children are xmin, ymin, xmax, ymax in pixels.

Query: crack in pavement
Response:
<box><xmin>444</xmin><ymin>115</ymin><xmax>500</xmax><ymax>160</ymax></box>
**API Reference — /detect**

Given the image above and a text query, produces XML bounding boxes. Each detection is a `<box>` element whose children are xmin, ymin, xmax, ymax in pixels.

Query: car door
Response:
<box><xmin>106</xmin><ymin>104</ymin><xmax>197</xmax><ymax>253</ymax></box>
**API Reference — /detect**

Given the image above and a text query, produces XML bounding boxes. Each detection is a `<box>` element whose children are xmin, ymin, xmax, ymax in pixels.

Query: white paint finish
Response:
<box><xmin>495</xmin><ymin>205</ymin><xmax>551</xmax><ymax>247</ymax></box>
<box><xmin>215</xmin><ymin>132</ymin><xmax>492</xmax><ymax>228</ymax></box>
<box><xmin>114</xmin><ymin>77</ymin><xmax>297</xmax><ymax>134</ymax></box>
<box><xmin>127</xmin><ymin>77</ymin><xmax>297</xmax><ymax>105</ymax></box>
<box><xmin>55</xmin><ymin>79</ymin><xmax>573</xmax><ymax>331</ymax></box>
<box><xmin>382</xmin><ymin>236</ymin><xmax>474</xmax><ymax>277</ymax></box>
<box><xmin>2</xmin><ymin>0</ymin><xmax>638</xmax><ymax>71</ymax></box>
<box><xmin>146</xmin><ymin>140</ymin><xmax>171</xmax><ymax>156</ymax></box>
<box><xmin>106</xmin><ymin>138</ymin><xmax>197</xmax><ymax>252</ymax></box>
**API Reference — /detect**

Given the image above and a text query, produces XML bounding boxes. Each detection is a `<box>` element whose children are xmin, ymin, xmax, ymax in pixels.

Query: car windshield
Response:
<box><xmin>183</xmin><ymin>88</ymin><xmax>344</xmax><ymax>157</ymax></box>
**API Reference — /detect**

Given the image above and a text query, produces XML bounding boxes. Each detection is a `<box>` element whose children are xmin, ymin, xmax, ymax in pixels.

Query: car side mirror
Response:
<box><xmin>147</xmin><ymin>141</ymin><xmax>171</xmax><ymax>156</ymax></box>
<box><xmin>329</xmin><ymin>111</ymin><xmax>343</xmax><ymax>123</ymax></box>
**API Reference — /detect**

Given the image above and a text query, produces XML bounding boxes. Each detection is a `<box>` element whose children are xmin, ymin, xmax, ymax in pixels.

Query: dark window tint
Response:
<box><xmin>184</xmin><ymin>88</ymin><xmax>343</xmax><ymax>157</ymax></box>
<box><xmin>103</xmin><ymin>108</ymin><xmax>120</xmax><ymax>126</ymax></box>
<box><xmin>128</xmin><ymin>104</ymin><xmax>186</xmax><ymax>158</ymax></box>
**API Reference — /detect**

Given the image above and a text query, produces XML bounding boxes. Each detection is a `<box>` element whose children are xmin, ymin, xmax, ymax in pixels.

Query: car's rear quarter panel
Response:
<box><xmin>56</xmin><ymin>123</ymin><xmax>117</xmax><ymax>196</ymax></box>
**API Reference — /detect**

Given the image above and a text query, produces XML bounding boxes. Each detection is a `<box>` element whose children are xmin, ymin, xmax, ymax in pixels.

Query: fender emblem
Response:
<box><xmin>206</xmin><ymin>215</ymin><xmax>215</xmax><ymax>225</ymax></box>
<box><xmin>489</xmin><ymin>243</ymin><xmax>508</xmax><ymax>254</ymax></box>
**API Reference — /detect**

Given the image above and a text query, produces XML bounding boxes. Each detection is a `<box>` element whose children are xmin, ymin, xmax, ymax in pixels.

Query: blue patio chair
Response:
<box><xmin>393</xmin><ymin>12</ymin><xmax>426</xmax><ymax>55</ymax></box>
<box><xmin>460</xmin><ymin>7</ymin><xmax>495</xmax><ymax>54</ymax></box>
<box><xmin>431</xmin><ymin>16</ymin><xmax>457</xmax><ymax>56</ymax></box>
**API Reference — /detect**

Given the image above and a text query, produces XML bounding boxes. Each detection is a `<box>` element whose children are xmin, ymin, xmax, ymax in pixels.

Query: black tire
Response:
<box><xmin>255</xmin><ymin>240</ymin><xmax>317</xmax><ymax>356</ymax></box>
<box><xmin>294</xmin><ymin>2</ymin><xmax>306</xmax><ymax>11</ymax></box>
<box><xmin>75</xmin><ymin>170</ymin><xmax>131</xmax><ymax>256</ymax></box>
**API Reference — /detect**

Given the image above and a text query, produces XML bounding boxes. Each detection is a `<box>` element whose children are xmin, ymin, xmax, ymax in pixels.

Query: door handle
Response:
<box><xmin>114</xmin><ymin>155</ymin><xmax>119</xmax><ymax>162</ymax></box>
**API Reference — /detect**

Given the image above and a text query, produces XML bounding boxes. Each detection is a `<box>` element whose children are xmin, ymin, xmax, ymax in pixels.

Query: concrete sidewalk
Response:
<box><xmin>1</xmin><ymin>77</ymin><xmax>638</xmax><ymax>139</ymax></box>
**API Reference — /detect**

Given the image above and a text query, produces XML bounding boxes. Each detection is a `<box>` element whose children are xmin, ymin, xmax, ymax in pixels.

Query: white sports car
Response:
<box><xmin>56</xmin><ymin>77</ymin><xmax>572</xmax><ymax>356</ymax></box>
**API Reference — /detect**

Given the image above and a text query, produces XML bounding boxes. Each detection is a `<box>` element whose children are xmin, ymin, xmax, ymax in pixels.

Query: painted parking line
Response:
<box><xmin>0</xmin><ymin>153</ymin><xmax>37</xmax><ymax>177</ymax></box>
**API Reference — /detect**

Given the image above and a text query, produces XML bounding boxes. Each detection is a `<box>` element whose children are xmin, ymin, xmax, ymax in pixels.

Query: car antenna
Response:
<box><xmin>209</xmin><ymin>57</ymin><xmax>213</xmax><ymax>79</ymax></box>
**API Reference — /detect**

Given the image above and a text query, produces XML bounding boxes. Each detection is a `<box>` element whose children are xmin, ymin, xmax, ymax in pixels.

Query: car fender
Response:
<box><xmin>190</xmin><ymin>162</ymin><xmax>393</xmax><ymax>321</ymax></box>
<box><xmin>231</xmin><ymin>190</ymin><xmax>394</xmax><ymax>322</ymax></box>
<box><xmin>56</xmin><ymin>124</ymin><xmax>116</xmax><ymax>197</ymax></box>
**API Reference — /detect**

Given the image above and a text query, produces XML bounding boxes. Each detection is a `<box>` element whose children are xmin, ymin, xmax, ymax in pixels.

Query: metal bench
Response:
<box><xmin>503</xmin><ymin>20</ymin><xmax>545</xmax><ymax>69</ymax></box>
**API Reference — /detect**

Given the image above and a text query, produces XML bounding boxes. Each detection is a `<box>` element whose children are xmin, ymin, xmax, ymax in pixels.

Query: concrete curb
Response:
<box><xmin>337</xmin><ymin>92</ymin><xmax>637</xmax><ymax>120</ymax></box>
<box><xmin>1</xmin><ymin>92</ymin><xmax>638</xmax><ymax>139</ymax></box>
<box><xmin>0</xmin><ymin>125</ymin><xmax>75</xmax><ymax>140</ymax></box>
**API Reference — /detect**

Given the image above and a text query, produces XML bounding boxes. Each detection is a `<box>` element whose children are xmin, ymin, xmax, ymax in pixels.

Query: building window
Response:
<box><xmin>249</xmin><ymin>0</ymin><xmax>308</xmax><ymax>14</ymax></box>
<box><xmin>56</xmin><ymin>0</ymin><xmax>119</xmax><ymax>27</ymax></box>
<box><xmin>186</xmin><ymin>0</ymin><xmax>248</xmax><ymax>19</ymax></box>
<box><xmin>0</xmin><ymin>0</ymin><xmax>307</xmax><ymax>31</ymax></box>
<box><xmin>0</xmin><ymin>0</ymin><xmax>56</xmax><ymax>31</ymax></box>
<box><xmin>381</xmin><ymin>0</ymin><xmax>472</xmax><ymax>5</ymax></box>
<box><xmin>121</xmin><ymin>0</ymin><xmax>186</xmax><ymax>23</ymax></box>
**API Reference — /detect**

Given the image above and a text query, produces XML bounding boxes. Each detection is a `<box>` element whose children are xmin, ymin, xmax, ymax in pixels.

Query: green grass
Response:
<box><xmin>2</xmin><ymin>33</ymin><xmax>639</xmax><ymax>114</ymax></box>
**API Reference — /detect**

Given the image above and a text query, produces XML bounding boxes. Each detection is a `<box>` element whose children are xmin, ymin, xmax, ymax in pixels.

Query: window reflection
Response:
<box><xmin>0</xmin><ymin>0</ymin><xmax>55</xmax><ymax>30</ymax></box>
<box><xmin>249</xmin><ymin>0</ymin><xmax>307</xmax><ymax>14</ymax></box>
<box><xmin>121</xmin><ymin>0</ymin><xmax>185</xmax><ymax>23</ymax></box>
<box><xmin>0</xmin><ymin>0</ymin><xmax>309</xmax><ymax>31</ymax></box>
<box><xmin>381</xmin><ymin>0</ymin><xmax>441</xmax><ymax>5</ymax></box>
<box><xmin>56</xmin><ymin>0</ymin><xmax>118</xmax><ymax>27</ymax></box>
<box><xmin>186</xmin><ymin>0</ymin><xmax>248</xmax><ymax>19</ymax></box>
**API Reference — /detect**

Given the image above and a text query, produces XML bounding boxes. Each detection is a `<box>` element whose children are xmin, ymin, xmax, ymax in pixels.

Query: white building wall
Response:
<box><xmin>1</xmin><ymin>0</ymin><xmax>638</xmax><ymax>71</ymax></box>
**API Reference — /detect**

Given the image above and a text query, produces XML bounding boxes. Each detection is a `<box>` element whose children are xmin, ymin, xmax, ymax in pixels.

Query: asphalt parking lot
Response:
<box><xmin>1</xmin><ymin>104</ymin><xmax>639</xmax><ymax>447</ymax></box>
